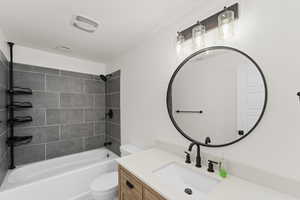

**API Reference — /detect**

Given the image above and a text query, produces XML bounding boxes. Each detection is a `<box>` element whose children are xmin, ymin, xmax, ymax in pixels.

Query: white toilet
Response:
<box><xmin>90</xmin><ymin>144</ymin><xmax>142</xmax><ymax>200</ymax></box>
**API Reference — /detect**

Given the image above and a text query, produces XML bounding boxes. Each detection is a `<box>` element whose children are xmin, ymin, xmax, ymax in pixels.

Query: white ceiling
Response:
<box><xmin>0</xmin><ymin>0</ymin><xmax>205</xmax><ymax>63</ymax></box>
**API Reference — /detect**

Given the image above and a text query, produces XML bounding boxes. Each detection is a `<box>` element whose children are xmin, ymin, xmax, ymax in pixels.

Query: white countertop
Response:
<box><xmin>116</xmin><ymin>148</ymin><xmax>299</xmax><ymax>200</ymax></box>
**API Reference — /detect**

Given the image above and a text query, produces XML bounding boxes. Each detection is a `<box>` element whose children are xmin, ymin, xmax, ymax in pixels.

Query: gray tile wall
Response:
<box><xmin>0</xmin><ymin>50</ymin><xmax>8</xmax><ymax>186</ymax></box>
<box><xmin>13</xmin><ymin>63</ymin><xmax>107</xmax><ymax>165</ymax></box>
<box><xmin>105</xmin><ymin>70</ymin><xmax>121</xmax><ymax>155</ymax></box>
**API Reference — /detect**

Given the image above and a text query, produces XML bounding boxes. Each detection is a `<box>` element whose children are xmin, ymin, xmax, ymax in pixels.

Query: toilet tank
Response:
<box><xmin>120</xmin><ymin>144</ymin><xmax>142</xmax><ymax>156</ymax></box>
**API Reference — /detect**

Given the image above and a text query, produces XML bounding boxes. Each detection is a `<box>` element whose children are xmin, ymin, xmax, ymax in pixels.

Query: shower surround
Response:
<box><xmin>105</xmin><ymin>71</ymin><xmax>121</xmax><ymax>155</ymax></box>
<box><xmin>10</xmin><ymin>63</ymin><xmax>120</xmax><ymax>165</ymax></box>
<box><xmin>0</xmin><ymin>49</ymin><xmax>8</xmax><ymax>185</ymax></box>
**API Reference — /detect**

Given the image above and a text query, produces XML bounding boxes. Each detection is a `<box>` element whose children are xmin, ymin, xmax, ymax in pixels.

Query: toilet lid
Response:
<box><xmin>91</xmin><ymin>172</ymin><xmax>118</xmax><ymax>192</ymax></box>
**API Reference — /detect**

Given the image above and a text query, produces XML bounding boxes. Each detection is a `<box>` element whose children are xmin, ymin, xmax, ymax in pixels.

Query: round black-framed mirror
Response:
<box><xmin>167</xmin><ymin>46</ymin><xmax>268</xmax><ymax>147</ymax></box>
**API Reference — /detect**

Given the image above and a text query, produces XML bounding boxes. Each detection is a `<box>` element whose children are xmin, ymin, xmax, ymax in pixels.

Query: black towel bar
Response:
<box><xmin>176</xmin><ymin>110</ymin><xmax>203</xmax><ymax>114</ymax></box>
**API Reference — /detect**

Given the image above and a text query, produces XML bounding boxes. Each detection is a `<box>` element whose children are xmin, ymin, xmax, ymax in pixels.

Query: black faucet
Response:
<box><xmin>188</xmin><ymin>142</ymin><xmax>201</xmax><ymax>168</ymax></box>
<box><xmin>184</xmin><ymin>151</ymin><xmax>191</xmax><ymax>164</ymax></box>
<box><xmin>207</xmin><ymin>160</ymin><xmax>218</xmax><ymax>173</ymax></box>
<box><xmin>205</xmin><ymin>137</ymin><xmax>211</xmax><ymax>145</ymax></box>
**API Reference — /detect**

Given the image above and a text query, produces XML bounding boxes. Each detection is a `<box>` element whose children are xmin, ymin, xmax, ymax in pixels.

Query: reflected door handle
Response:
<box><xmin>238</xmin><ymin>130</ymin><xmax>244</xmax><ymax>136</ymax></box>
<box><xmin>176</xmin><ymin>110</ymin><xmax>203</xmax><ymax>114</ymax></box>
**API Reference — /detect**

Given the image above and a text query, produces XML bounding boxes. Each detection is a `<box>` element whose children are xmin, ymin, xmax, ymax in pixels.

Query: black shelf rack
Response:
<box><xmin>7</xmin><ymin>136</ymin><xmax>33</xmax><ymax>147</ymax></box>
<box><xmin>7</xmin><ymin>42</ymin><xmax>33</xmax><ymax>169</ymax></box>
<box><xmin>7</xmin><ymin>116</ymin><xmax>33</xmax><ymax>124</ymax></box>
<box><xmin>7</xmin><ymin>102</ymin><xmax>33</xmax><ymax>109</ymax></box>
<box><xmin>7</xmin><ymin>87</ymin><xmax>33</xmax><ymax>95</ymax></box>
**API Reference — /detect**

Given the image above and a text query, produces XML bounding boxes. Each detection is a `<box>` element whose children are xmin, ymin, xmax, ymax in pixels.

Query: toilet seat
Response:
<box><xmin>90</xmin><ymin>172</ymin><xmax>118</xmax><ymax>193</ymax></box>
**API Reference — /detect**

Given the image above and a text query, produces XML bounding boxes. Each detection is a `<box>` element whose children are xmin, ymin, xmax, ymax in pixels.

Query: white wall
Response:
<box><xmin>0</xmin><ymin>29</ymin><xmax>9</xmax><ymax>59</ymax></box>
<box><xmin>14</xmin><ymin>45</ymin><xmax>106</xmax><ymax>75</ymax></box>
<box><xmin>0</xmin><ymin>26</ymin><xmax>105</xmax><ymax>75</ymax></box>
<box><xmin>109</xmin><ymin>0</ymin><xmax>300</xmax><ymax>182</ymax></box>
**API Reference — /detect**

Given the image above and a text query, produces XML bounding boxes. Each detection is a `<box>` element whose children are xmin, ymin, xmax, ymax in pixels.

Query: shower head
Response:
<box><xmin>99</xmin><ymin>74</ymin><xmax>107</xmax><ymax>82</ymax></box>
<box><xmin>99</xmin><ymin>74</ymin><xmax>112</xmax><ymax>82</ymax></box>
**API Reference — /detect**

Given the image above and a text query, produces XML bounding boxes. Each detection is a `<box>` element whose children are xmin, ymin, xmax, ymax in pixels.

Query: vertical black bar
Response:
<box><xmin>7</xmin><ymin>42</ymin><xmax>15</xmax><ymax>169</ymax></box>
<box><xmin>104</xmin><ymin>74</ymin><xmax>108</xmax><ymax>144</ymax></box>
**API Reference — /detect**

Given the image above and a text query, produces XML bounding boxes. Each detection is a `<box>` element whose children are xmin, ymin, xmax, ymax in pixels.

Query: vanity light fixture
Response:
<box><xmin>176</xmin><ymin>32</ymin><xmax>185</xmax><ymax>55</ymax></box>
<box><xmin>175</xmin><ymin>3</ymin><xmax>238</xmax><ymax>53</ymax></box>
<box><xmin>218</xmin><ymin>7</ymin><xmax>235</xmax><ymax>39</ymax></box>
<box><xmin>192</xmin><ymin>21</ymin><xmax>206</xmax><ymax>49</ymax></box>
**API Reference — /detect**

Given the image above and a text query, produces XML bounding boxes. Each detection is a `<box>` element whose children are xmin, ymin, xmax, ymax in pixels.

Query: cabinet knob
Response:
<box><xmin>126</xmin><ymin>180</ymin><xmax>134</xmax><ymax>189</ymax></box>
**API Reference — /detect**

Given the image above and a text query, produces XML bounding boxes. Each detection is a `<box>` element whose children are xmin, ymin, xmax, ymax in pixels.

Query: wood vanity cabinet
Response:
<box><xmin>119</xmin><ymin>165</ymin><xmax>166</xmax><ymax>200</ymax></box>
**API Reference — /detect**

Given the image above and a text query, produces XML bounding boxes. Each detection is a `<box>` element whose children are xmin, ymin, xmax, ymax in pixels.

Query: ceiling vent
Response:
<box><xmin>72</xmin><ymin>15</ymin><xmax>99</xmax><ymax>33</ymax></box>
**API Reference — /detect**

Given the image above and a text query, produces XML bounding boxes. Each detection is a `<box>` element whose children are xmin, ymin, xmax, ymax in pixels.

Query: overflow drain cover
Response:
<box><xmin>184</xmin><ymin>188</ymin><xmax>193</xmax><ymax>195</ymax></box>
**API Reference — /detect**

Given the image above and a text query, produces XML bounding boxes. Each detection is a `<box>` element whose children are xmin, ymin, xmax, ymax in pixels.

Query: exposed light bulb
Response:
<box><xmin>176</xmin><ymin>32</ymin><xmax>185</xmax><ymax>55</ymax></box>
<box><xmin>218</xmin><ymin>7</ymin><xmax>235</xmax><ymax>39</ymax></box>
<box><xmin>192</xmin><ymin>22</ymin><xmax>206</xmax><ymax>49</ymax></box>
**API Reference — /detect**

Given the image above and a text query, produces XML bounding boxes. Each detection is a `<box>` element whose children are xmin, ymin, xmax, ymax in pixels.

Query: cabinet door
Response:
<box><xmin>119</xmin><ymin>169</ymin><xmax>143</xmax><ymax>200</ymax></box>
<box><xmin>144</xmin><ymin>188</ymin><xmax>164</xmax><ymax>200</ymax></box>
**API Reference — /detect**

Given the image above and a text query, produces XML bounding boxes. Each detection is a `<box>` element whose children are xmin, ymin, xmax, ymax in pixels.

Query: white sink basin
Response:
<box><xmin>153</xmin><ymin>162</ymin><xmax>220</xmax><ymax>199</ymax></box>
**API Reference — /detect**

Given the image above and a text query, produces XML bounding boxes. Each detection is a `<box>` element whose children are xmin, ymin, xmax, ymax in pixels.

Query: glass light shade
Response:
<box><xmin>192</xmin><ymin>23</ymin><xmax>206</xmax><ymax>49</ymax></box>
<box><xmin>176</xmin><ymin>32</ymin><xmax>185</xmax><ymax>55</ymax></box>
<box><xmin>218</xmin><ymin>8</ymin><xmax>235</xmax><ymax>39</ymax></box>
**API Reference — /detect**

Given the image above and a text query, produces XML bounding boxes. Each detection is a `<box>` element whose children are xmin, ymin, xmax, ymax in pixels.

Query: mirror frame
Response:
<box><xmin>166</xmin><ymin>46</ymin><xmax>268</xmax><ymax>147</ymax></box>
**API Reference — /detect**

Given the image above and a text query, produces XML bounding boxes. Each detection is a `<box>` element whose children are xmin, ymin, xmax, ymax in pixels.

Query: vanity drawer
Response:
<box><xmin>119</xmin><ymin>166</ymin><xmax>143</xmax><ymax>200</ymax></box>
<box><xmin>143</xmin><ymin>188</ymin><xmax>165</xmax><ymax>200</ymax></box>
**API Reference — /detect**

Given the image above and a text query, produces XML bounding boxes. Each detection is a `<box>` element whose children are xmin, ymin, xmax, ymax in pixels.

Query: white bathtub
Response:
<box><xmin>0</xmin><ymin>148</ymin><xmax>119</xmax><ymax>200</ymax></box>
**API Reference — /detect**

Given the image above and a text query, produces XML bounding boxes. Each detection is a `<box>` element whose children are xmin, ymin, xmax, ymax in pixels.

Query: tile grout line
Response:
<box><xmin>0</xmin><ymin>130</ymin><xmax>8</xmax><ymax>137</ymax></box>
<box><xmin>59</xmin><ymin>125</ymin><xmax>62</xmax><ymax>140</ymax></box>
<box><xmin>106</xmin><ymin>91</ymin><xmax>120</xmax><ymax>95</ymax></box>
<box><xmin>44</xmin><ymin>73</ymin><xmax>46</xmax><ymax>92</ymax></box>
<box><xmin>10</xmin><ymin>63</ymin><xmax>107</xmax><ymax>81</ymax></box>
<box><xmin>82</xmin><ymin>137</ymin><xmax>86</xmax><ymax>151</ymax></box>
<box><xmin>83</xmin><ymin>108</ymin><xmax>86</xmax><ymax>123</ymax></box>
<box><xmin>106</xmin><ymin>121</ymin><xmax>120</xmax><ymax>126</ymax></box>
<box><xmin>107</xmin><ymin>135</ymin><xmax>121</xmax><ymax>143</ymax></box>
<box><xmin>44</xmin><ymin>143</ymin><xmax>47</xmax><ymax>160</ymax></box>
<box><xmin>14</xmin><ymin>135</ymin><xmax>104</xmax><ymax>147</ymax></box>
<box><xmin>13</xmin><ymin>69</ymin><xmax>46</xmax><ymax>76</ymax></box>
<box><xmin>108</xmin><ymin>75</ymin><xmax>120</xmax><ymax>81</ymax></box>
<box><xmin>93</xmin><ymin>94</ymin><xmax>96</xmax><ymax>108</ymax></box>
<box><xmin>14</xmin><ymin>121</ymin><xmax>106</xmax><ymax>129</ymax></box>
<box><xmin>93</xmin><ymin>122</ymin><xmax>96</xmax><ymax>136</ymax></box>
<box><xmin>0</xmin><ymin>151</ymin><xmax>8</xmax><ymax>164</ymax></box>
<box><xmin>44</xmin><ymin>108</ymin><xmax>47</xmax><ymax>127</ymax></box>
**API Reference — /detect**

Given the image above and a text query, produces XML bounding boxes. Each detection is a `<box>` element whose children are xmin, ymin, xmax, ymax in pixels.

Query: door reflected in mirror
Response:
<box><xmin>167</xmin><ymin>47</ymin><xmax>267</xmax><ymax>147</ymax></box>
